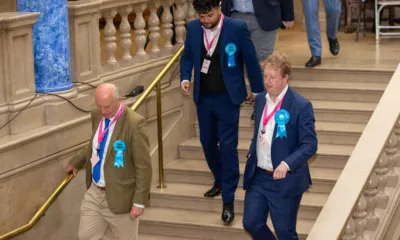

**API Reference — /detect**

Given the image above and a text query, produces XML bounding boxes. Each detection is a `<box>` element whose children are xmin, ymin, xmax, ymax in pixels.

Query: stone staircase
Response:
<box><xmin>138</xmin><ymin>67</ymin><xmax>392</xmax><ymax>239</ymax></box>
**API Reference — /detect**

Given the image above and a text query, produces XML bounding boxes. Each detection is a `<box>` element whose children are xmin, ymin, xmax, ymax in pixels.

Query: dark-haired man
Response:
<box><xmin>180</xmin><ymin>0</ymin><xmax>264</xmax><ymax>224</ymax></box>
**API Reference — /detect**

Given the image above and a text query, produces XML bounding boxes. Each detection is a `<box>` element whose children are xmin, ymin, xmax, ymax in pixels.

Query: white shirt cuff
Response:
<box><xmin>282</xmin><ymin>161</ymin><xmax>290</xmax><ymax>171</ymax></box>
<box><xmin>133</xmin><ymin>203</ymin><xmax>145</xmax><ymax>208</ymax></box>
<box><xmin>181</xmin><ymin>80</ymin><xmax>189</xmax><ymax>85</ymax></box>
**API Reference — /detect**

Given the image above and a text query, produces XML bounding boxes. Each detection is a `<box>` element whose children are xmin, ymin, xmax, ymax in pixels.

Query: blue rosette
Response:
<box><xmin>113</xmin><ymin>140</ymin><xmax>127</xmax><ymax>168</ymax></box>
<box><xmin>225</xmin><ymin>43</ymin><xmax>237</xmax><ymax>67</ymax></box>
<box><xmin>274</xmin><ymin>109</ymin><xmax>290</xmax><ymax>139</ymax></box>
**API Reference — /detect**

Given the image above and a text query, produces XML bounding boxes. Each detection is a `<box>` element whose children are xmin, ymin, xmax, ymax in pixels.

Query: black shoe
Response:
<box><xmin>251</xmin><ymin>108</ymin><xmax>255</xmax><ymax>121</ymax></box>
<box><xmin>221</xmin><ymin>203</ymin><xmax>235</xmax><ymax>224</ymax></box>
<box><xmin>328</xmin><ymin>37</ymin><xmax>340</xmax><ymax>56</ymax></box>
<box><xmin>305</xmin><ymin>56</ymin><xmax>321</xmax><ymax>68</ymax></box>
<box><xmin>204</xmin><ymin>184</ymin><xmax>221</xmax><ymax>198</ymax></box>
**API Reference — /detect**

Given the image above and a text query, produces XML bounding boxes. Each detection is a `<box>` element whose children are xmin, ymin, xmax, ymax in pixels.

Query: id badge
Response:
<box><xmin>259</xmin><ymin>134</ymin><xmax>270</xmax><ymax>152</ymax></box>
<box><xmin>201</xmin><ymin>59</ymin><xmax>211</xmax><ymax>74</ymax></box>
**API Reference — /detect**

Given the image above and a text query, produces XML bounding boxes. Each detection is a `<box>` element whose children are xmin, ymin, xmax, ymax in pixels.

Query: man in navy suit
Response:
<box><xmin>242</xmin><ymin>51</ymin><xmax>317</xmax><ymax>239</ymax></box>
<box><xmin>221</xmin><ymin>0</ymin><xmax>294</xmax><ymax>61</ymax></box>
<box><xmin>180</xmin><ymin>0</ymin><xmax>264</xmax><ymax>224</ymax></box>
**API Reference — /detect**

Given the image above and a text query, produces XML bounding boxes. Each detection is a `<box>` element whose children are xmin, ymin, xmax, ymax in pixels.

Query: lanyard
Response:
<box><xmin>97</xmin><ymin>104</ymin><xmax>124</xmax><ymax>150</ymax></box>
<box><xmin>203</xmin><ymin>13</ymin><xmax>224</xmax><ymax>56</ymax></box>
<box><xmin>261</xmin><ymin>97</ymin><xmax>284</xmax><ymax>133</ymax></box>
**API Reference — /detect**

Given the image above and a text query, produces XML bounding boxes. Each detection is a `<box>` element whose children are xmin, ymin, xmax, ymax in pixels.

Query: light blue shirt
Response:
<box><xmin>231</xmin><ymin>0</ymin><xmax>254</xmax><ymax>13</ymax></box>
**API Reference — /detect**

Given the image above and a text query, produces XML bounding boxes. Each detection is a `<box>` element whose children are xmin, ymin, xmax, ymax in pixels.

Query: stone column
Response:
<box><xmin>17</xmin><ymin>0</ymin><xmax>73</xmax><ymax>93</ymax></box>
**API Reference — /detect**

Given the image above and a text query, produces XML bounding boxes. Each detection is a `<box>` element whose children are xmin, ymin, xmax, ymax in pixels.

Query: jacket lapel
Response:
<box><xmin>254</xmin><ymin>92</ymin><xmax>266</xmax><ymax>136</ymax></box>
<box><xmin>272</xmin><ymin>87</ymin><xmax>294</xmax><ymax>145</ymax></box>
<box><xmin>195</xmin><ymin>21</ymin><xmax>203</xmax><ymax>68</ymax></box>
<box><xmin>219</xmin><ymin>16</ymin><xmax>228</xmax><ymax>67</ymax></box>
<box><xmin>104</xmin><ymin>106</ymin><xmax>127</xmax><ymax>163</ymax></box>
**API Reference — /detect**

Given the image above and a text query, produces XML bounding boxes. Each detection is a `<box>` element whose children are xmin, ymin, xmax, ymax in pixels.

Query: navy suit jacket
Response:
<box><xmin>243</xmin><ymin>87</ymin><xmax>318</xmax><ymax>198</ymax></box>
<box><xmin>180</xmin><ymin>17</ymin><xmax>264</xmax><ymax>105</ymax></box>
<box><xmin>221</xmin><ymin>0</ymin><xmax>294</xmax><ymax>32</ymax></box>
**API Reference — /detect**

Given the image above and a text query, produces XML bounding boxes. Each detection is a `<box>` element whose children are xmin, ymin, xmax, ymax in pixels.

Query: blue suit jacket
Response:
<box><xmin>243</xmin><ymin>87</ymin><xmax>318</xmax><ymax>198</ymax></box>
<box><xmin>180</xmin><ymin>17</ymin><xmax>264</xmax><ymax>105</ymax></box>
<box><xmin>221</xmin><ymin>0</ymin><xmax>294</xmax><ymax>32</ymax></box>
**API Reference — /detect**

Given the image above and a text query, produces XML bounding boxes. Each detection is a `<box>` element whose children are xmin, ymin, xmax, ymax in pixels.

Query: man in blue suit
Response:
<box><xmin>242</xmin><ymin>51</ymin><xmax>318</xmax><ymax>239</ymax></box>
<box><xmin>180</xmin><ymin>0</ymin><xmax>264</xmax><ymax>224</ymax></box>
<box><xmin>221</xmin><ymin>0</ymin><xmax>294</xmax><ymax>61</ymax></box>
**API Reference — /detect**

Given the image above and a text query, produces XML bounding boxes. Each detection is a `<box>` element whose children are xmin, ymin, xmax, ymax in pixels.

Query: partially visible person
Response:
<box><xmin>303</xmin><ymin>0</ymin><xmax>341</xmax><ymax>68</ymax></box>
<box><xmin>221</xmin><ymin>0</ymin><xmax>295</xmax><ymax>62</ymax></box>
<box><xmin>180</xmin><ymin>0</ymin><xmax>264</xmax><ymax>224</ymax></box>
<box><xmin>65</xmin><ymin>83</ymin><xmax>152</xmax><ymax>240</ymax></box>
<box><xmin>242</xmin><ymin>51</ymin><xmax>318</xmax><ymax>239</ymax></box>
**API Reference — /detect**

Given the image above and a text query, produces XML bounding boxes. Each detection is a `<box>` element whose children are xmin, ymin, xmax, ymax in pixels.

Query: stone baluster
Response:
<box><xmin>119</xmin><ymin>6</ymin><xmax>133</xmax><ymax>67</ymax></box>
<box><xmin>352</xmin><ymin>195</ymin><xmax>368</xmax><ymax>240</ymax></box>
<box><xmin>341</xmin><ymin>216</ymin><xmax>356</xmax><ymax>240</ymax></box>
<box><xmin>394</xmin><ymin>119</ymin><xmax>400</xmax><ymax>167</ymax></box>
<box><xmin>161</xmin><ymin>0</ymin><xmax>174</xmax><ymax>50</ymax></box>
<box><xmin>103</xmin><ymin>9</ymin><xmax>119</xmax><ymax>70</ymax></box>
<box><xmin>385</xmin><ymin>134</ymin><xmax>399</xmax><ymax>187</ymax></box>
<box><xmin>174</xmin><ymin>0</ymin><xmax>187</xmax><ymax>44</ymax></box>
<box><xmin>134</xmin><ymin>3</ymin><xmax>147</xmax><ymax>57</ymax></box>
<box><xmin>148</xmin><ymin>0</ymin><xmax>161</xmax><ymax>55</ymax></box>
<box><xmin>375</xmin><ymin>154</ymin><xmax>389</xmax><ymax>209</ymax></box>
<box><xmin>364</xmin><ymin>172</ymin><xmax>379</xmax><ymax>231</ymax></box>
<box><xmin>186</xmin><ymin>0</ymin><xmax>197</xmax><ymax>22</ymax></box>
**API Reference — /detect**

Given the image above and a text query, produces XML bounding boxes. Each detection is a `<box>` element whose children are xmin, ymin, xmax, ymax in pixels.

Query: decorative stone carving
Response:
<box><xmin>375</xmin><ymin>154</ymin><xmax>389</xmax><ymax>209</ymax></box>
<box><xmin>186</xmin><ymin>0</ymin><xmax>197</xmax><ymax>22</ymax></box>
<box><xmin>364</xmin><ymin>172</ymin><xmax>379</xmax><ymax>231</ymax></box>
<box><xmin>174</xmin><ymin>0</ymin><xmax>187</xmax><ymax>44</ymax></box>
<box><xmin>385</xmin><ymin>134</ymin><xmax>399</xmax><ymax>187</ymax></box>
<box><xmin>342</xmin><ymin>216</ymin><xmax>356</xmax><ymax>240</ymax></box>
<box><xmin>103</xmin><ymin>9</ymin><xmax>119</xmax><ymax>70</ymax></box>
<box><xmin>134</xmin><ymin>3</ymin><xmax>147</xmax><ymax>56</ymax></box>
<box><xmin>161</xmin><ymin>0</ymin><xmax>174</xmax><ymax>49</ymax></box>
<box><xmin>352</xmin><ymin>195</ymin><xmax>368</xmax><ymax>240</ymax></box>
<box><xmin>148</xmin><ymin>0</ymin><xmax>161</xmax><ymax>55</ymax></box>
<box><xmin>118</xmin><ymin>6</ymin><xmax>133</xmax><ymax>66</ymax></box>
<box><xmin>394</xmin><ymin>119</ymin><xmax>400</xmax><ymax>167</ymax></box>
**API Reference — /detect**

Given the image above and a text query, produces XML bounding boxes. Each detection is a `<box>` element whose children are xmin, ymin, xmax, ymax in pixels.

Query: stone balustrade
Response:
<box><xmin>308</xmin><ymin>65</ymin><xmax>400</xmax><ymax>240</ymax></box>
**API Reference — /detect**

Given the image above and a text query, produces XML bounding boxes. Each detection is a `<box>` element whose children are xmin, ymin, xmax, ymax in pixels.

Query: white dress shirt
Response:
<box><xmin>256</xmin><ymin>85</ymin><xmax>290</xmax><ymax>171</ymax></box>
<box><xmin>91</xmin><ymin>103</ymin><xmax>144</xmax><ymax>208</ymax></box>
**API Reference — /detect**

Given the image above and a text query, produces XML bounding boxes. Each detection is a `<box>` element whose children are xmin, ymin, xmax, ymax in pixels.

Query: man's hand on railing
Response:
<box><xmin>180</xmin><ymin>81</ymin><xmax>190</xmax><ymax>96</ymax></box>
<box><xmin>65</xmin><ymin>163</ymin><xmax>78</xmax><ymax>176</ymax></box>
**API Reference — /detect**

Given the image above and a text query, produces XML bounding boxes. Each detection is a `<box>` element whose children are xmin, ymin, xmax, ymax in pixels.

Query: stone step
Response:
<box><xmin>150</xmin><ymin>182</ymin><xmax>328</xmax><ymax>220</ymax></box>
<box><xmin>239</xmin><ymin>99</ymin><xmax>376</xmax><ymax>125</ymax></box>
<box><xmin>178</xmin><ymin>137</ymin><xmax>353</xmax><ymax>169</ymax></box>
<box><xmin>290</xmin><ymin>80</ymin><xmax>386</xmax><ymax>102</ymax></box>
<box><xmin>140</xmin><ymin>207</ymin><xmax>314</xmax><ymax>240</ymax></box>
<box><xmin>140</xmin><ymin>234</ymin><xmax>195</xmax><ymax>240</ymax></box>
<box><xmin>164</xmin><ymin>159</ymin><xmax>342</xmax><ymax>193</ymax></box>
<box><xmin>195</xmin><ymin>121</ymin><xmax>365</xmax><ymax>146</ymax></box>
<box><xmin>290</xmin><ymin>67</ymin><xmax>393</xmax><ymax>84</ymax></box>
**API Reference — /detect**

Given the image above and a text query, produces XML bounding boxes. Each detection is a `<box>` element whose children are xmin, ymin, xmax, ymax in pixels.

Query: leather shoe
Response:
<box><xmin>221</xmin><ymin>203</ymin><xmax>235</xmax><ymax>224</ymax></box>
<box><xmin>251</xmin><ymin>108</ymin><xmax>255</xmax><ymax>121</ymax></box>
<box><xmin>204</xmin><ymin>184</ymin><xmax>221</xmax><ymax>198</ymax></box>
<box><xmin>328</xmin><ymin>37</ymin><xmax>340</xmax><ymax>56</ymax></box>
<box><xmin>305</xmin><ymin>56</ymin><xmax>321</xmax><ymax>68</ymax></box>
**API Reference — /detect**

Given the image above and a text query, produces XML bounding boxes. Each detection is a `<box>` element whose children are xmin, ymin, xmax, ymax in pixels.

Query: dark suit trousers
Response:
<box><xmin>196</xmin><ymin>92</ymin><xmax>240</xmax><ymax>204</ymax></box>
<box><xmin>243</xmin><ymin>168</ymin><xmax>302</xmax><ymax>240</ymax></box>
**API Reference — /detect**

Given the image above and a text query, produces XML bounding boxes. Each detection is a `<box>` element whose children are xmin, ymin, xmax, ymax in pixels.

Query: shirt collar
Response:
<box><xmin>266</xmin><ymin>85</ymin><xmax>288</xmax><ymax>103</ymax></box>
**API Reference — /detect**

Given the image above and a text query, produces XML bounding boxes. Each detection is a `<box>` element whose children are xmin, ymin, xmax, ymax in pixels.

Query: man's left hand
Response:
<box><xmin>273</xmin><ymin>162</ymin><xmax>288</xmax><ymax>180</ymax></box>
<box><xmin>130</xmin><ymin>206</ymin><xmax>144</xmax><ymax>220</ymax></box>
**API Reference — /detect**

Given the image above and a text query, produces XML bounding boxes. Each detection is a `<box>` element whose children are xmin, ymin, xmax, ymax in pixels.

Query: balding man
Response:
<box><xmin>66</xmin><ymin>83</ymin><xmax>152</xmax><ymax>240</ymax></box>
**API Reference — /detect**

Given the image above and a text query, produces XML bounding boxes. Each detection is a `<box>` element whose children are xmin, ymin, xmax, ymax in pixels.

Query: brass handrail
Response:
<box><xmin>0</xmin><ymin>45</ymin><xmax>184</xmax><ymax>240</ymax></box>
